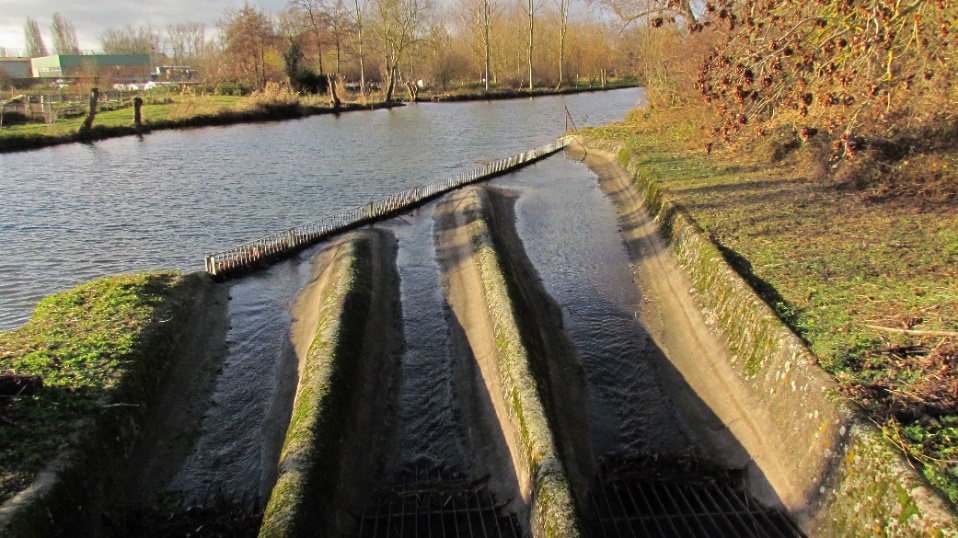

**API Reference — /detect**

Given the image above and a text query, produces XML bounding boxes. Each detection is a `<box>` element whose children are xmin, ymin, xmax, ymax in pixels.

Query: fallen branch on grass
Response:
<box><xmin>866</xmin><ymin>324</ymin><xmax>958</xmax><ymax>338</ymax></box>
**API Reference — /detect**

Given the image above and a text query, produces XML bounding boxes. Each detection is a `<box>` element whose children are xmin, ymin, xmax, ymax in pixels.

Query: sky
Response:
<box><xmin>0</xmin><ymin>0</ymin><xmax>290</xmax><ymax>55</ymax></box>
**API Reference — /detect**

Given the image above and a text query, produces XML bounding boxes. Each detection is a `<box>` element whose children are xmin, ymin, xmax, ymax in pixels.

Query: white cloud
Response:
<box><xmin>0</xmin><ymin>0</ymin><xmax>288</xmax><ymax>55</ymax></box>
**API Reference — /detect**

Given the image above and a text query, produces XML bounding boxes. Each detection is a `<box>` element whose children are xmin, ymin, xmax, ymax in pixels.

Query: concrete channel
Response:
<box><xmin>7</xmin><ymin>145</ymin><xmax>953</xmax><ymax>537</ymax></box>
<box><xmin>257</xmin><ymin>153</ymin><xmax>807</xmax><ymax>536</ymax></box>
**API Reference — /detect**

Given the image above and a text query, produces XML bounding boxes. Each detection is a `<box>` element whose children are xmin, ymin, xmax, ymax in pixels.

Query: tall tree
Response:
<box><xmin>460</xmin><ymin>0</ymin><xmax>499</xmax><ymax>90</ymax></box>
<box><xmin>326</xmin><ymin>0</ymin><xmax>353</xmax><ymax>73</ymax></box>
<box><xmin>167</xmin><ymin>22</ymin><xmax>208</xmax><ymax>64</ymax></box>
<box><xmin>372</xmin><ymin>0</ymin><xmax>432</xmax><ymax>101</ymax></box>
<box><xmin>353</xmin><ymin>0</ymin><xmax>368</xmax><ymax>100</ymax></box>
<box><xmin>552</xmin><ymin>0</ymin><xmax>572</xmax><ymax>85</ymax></box>
<box><xmin>51</xmin><ymin>13</ymin><xmax>80</xmax><ymax>55</ymax></box>
<box><xmin>24</xmin><ymin>18</ymin><xmax>48</xmax><ymax>58</ymax></box>
<box><xmin>524</xmin><ymin>0</ymin><xmax>539</xmax><ymax>89</ymax></box>
<box><xmin>101</xmin><ymin>24</ymin><xmax>162</xmax><ymax>66</ymax></box>
<box><xmin>220</xmin><ymin>3</ymin><xmax>276</xmax><ymax>86</ymax></box>
<box><xmin>287</xmin><ymin>0</ymin><xmax>329</xmax><ymax>74</ymax></box>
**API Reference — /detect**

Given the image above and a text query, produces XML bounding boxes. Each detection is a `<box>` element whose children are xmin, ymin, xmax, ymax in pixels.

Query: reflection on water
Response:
<box><xmin>0</xmin><ymin>89</ymin><xmax>641</xmax><ymax>331</ymax></box>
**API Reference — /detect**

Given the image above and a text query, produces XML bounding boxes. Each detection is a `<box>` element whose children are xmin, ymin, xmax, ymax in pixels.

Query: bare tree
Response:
<box><xmin>51</xmin><ymin>13</ymin><xmax>80</xmax><ymax>55</ymax></box>
<box><xmin>459</xmin><ymin>0</ymin><xmax>499</xmax><ymax>90</ymax></box>
<box><xmin>24</xmin><ymin>18</ymin><xmax>48</xmax><ymax>58</ymax></box>
<box><xmin>353</xmin><ymin>0</ymin><xmax>368</xmax><ymax>101</ymax></box>
<box><xmin>101</xmin><ymin>24</ymin><xmax>163</xmax><ymax>67</ymax></box>
<box><xmin>372</xmin><ymin>0</ymin><xmax>432</xmax><ymax>101</ymax></box>
<box><xmin>588</xmin><ymin>0</ymin><xmax>697</xmax><ymax>28</ymax></box>
<box><xmin>553</xmin><ymin>0</ymin><xmax>572</xmax><ymax>85</ymax></box>
<box><xmin>220</xmin><ymin>4</ymin><xmax>277</xmax><ymax>87</ymax></box>
<box><xmin>326</xmin><ymin>0</ymin><xmax>353</xmax><ymax>73</ymax></box>
<box><xmin>167</xmin><ymin>22</ymin><xmax>208</xmax><ymax>64</ymax></box>
<box><xmin>524</xmin><ymin>0</ymin><xmax>539</xmax><ymax>89</ymax></box>
<box><xmin>287</xmin><ymin>0</ymin><xmax>330</xmax><ymax>74</ymax></box>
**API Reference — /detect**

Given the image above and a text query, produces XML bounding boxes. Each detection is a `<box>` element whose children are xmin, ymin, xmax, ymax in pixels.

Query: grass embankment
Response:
<box><xmin>413</xmin><ymin>78</ymin><xmax>639</xmax><ymax>102</ymax></box>
<box><xmin>0</xmin><ymin>272</ymin><xmax>185</xmax><ymax>505</ymax></box>
<box><xmin>584</xmin><ymin>114</ymin><xmax>958</xmax><ymax>502</ymax></box>
<box><xmin>0</xmin><ymin>89</ymin><xmax>397</xmax><ymax>153</ymax></box>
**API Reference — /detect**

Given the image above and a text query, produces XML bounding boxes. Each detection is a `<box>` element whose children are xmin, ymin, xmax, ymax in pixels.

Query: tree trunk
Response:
<box><xmin>483</xmin><ymin>1</ymin><xmax>491</xmax><ymax>92</ymax></box>
<box><xmin>133</xmin><ymin>96</ymin><xmax>143</xmax><ymax>132</ymax></box>
<box><xmin>384</xmin><ymin>63</ymin><xmax>398</xmax><ymax>102</ymax></box>
<box><xmin>527</xmin><ymin>0</ymin><xmax>535</xmax><ymax>91</ymax></box>
<box><xmin>328</xmin><ymin>74</ymin><xmax>341</xmax><ymax>109</ymax></box>
<box><xmin>79</xmin><ymin>87</ymin><xmax>99</xmax><ymax>135</ymax></box>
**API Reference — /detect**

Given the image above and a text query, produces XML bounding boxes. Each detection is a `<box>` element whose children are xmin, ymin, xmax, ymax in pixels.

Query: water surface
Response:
<box><xmin>0</xmin><ymin>89</ymin><xmax>641</xmax><ymax>330</ymax></box>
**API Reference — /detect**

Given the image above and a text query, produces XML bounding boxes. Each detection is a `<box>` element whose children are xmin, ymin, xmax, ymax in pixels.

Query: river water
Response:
<box><xmin>0</xmin><ymin>89</ymin><xmax>641</xmax><ymax>331</ymax></box>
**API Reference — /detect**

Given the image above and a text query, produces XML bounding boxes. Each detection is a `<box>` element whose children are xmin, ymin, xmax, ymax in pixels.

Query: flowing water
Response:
<box><xmin>0</xmin><ymin>89</ymin><xmax>641</xmax><ymax>331</ymax></box>
<box><xmin>166</xmin><ymin>256</ymin><xmax>313</xmax><ymax>502</ymax></box>
<box><xmin>0</xmin><ymin>90</ymin><xmax>643</xmax><ymax>510</ymax></box>
<box><xmin>381</xmin><ymin>205</ymin><xmax>467</xmax><ymax>474</ymax></box>
<box><xmin>495</xmin><ymin>154</ymin><xmax>690</xmax><ymax>460</ymax></box>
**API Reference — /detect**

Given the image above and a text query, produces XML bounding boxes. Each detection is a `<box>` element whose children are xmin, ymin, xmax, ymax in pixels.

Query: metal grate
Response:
<box><xmin>356</xmin><ymin>467</ymin><xmax>520</xmax><ymax>538</ymax></box>
<box><xmin>587</xmin><ymin>475</ymin><xmax>805</xmax><ymax>538</ymax></box>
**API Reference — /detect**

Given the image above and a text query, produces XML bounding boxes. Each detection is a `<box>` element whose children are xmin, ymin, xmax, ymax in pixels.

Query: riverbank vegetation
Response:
<box><xmin>3</xmin><ymin>0</ymin><xmax>645</xmax><ymax>100</ymax></box>
<box><xmin>0</xmin><ymin>85</ymin><xmax>405</xmax><ymax>152</ymax></box>
<box><xmin>586</xmin><ymin>0</ymin><xmax>957</xmax><ymax>504</ymax></box>
<box><xmin>0</xmin><ymin>272</ymin><xmax>184</xmax><ymax>503</ymax></box>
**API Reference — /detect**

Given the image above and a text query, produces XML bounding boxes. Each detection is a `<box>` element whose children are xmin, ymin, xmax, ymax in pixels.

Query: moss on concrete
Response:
<box><xmin>258</xmin><ymin>233</ymin><xmax>380</xmax><ymax>538</ymax></box>
<box><xmin>451</xmin><ymin>189</ymin><xmax>581</xmax><ymax>538</ymax></box>
<box><xmin>584</xmin><ymin>137</ymin><xmax>957</xmax><ymax>536</ymax></box>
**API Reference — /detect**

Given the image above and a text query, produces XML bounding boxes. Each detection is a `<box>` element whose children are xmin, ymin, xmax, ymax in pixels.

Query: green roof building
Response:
<box><xmin>30</xmin><ymin>54</ymin><xmax>151</xmax><ymax>81</ymax></box>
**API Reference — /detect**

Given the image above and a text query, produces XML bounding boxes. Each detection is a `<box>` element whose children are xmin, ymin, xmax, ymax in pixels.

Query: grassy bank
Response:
<box><xmin>583</xmin><ymin>114</ymin><xmax>958</xmax><ymax>502</ymax></box>
<box><xmin>0</xmin><ymin>90</ymin><xmax>399</xmax><ymax>153</ymax></box>
<box><xmin>412</xmin><ymin>78</ymin><xmax>639</xmax><ymax>103</ymax></box>
<box><xmin>0</xmin><ymin>272</ymin><xmax>187</xmax><ymax>504</ymax></box>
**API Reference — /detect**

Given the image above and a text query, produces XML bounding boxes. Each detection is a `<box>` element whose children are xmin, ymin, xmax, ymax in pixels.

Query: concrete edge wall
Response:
<box><xmin>0</xmin><ymin>272</ymin><xmax>220</xmax><ymax>537</ymax></box>
<box><xmin>451</xmin><ymin>187</ymin><xmax>581</xmax><ymax>538</ymax></box>
<box><xmin>258</xmin><ymin>233</ymin><xmax>378</xmax><ymax>537</ymax></box>
<box><xmin>579</xmin><ymin>137</ymin><xmax>956</xmax><ymax>536</ymax></box>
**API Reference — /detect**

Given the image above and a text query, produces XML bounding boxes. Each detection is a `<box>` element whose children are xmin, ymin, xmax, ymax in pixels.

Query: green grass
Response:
<box><xmin>584</xmin><ymin>115</ymin><xmax>958</xmax><ymax>502</ymax></box>
<box><xmin>0</xmin><ymin>272</ymin><xmax>182</xmax><ymax>502</ymax></box>
<box><xmin>0</xmin><ymin>95</ymin><xmax>244</xmax><ymax>139</ymax></box>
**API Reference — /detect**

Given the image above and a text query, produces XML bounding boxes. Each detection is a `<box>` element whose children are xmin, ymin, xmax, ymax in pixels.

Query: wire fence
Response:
<box><xmin>204</xmin><ymin>137</ymin><xmax>571</xmax><ymax>277</ymax></box>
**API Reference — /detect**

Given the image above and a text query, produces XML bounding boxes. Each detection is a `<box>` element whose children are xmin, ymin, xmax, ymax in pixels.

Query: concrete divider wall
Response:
<box><xmin>259</xmin><ymin>232</ymin><xmax>383</xmax><ymax>538</ymax></box>
<box><xmin>579</xmin><ymin>137</ymin><xmax>957</xmax><ymax>536</ymax></box>
<box><xmin>0</xmin><ymin>273</ymin><xmax>223</xmax><ymax>537</ymax></box>
<box><xmin>441</xmin><ymin>188</ymin><xmax>581</xmax><ymax>538</ymax></box>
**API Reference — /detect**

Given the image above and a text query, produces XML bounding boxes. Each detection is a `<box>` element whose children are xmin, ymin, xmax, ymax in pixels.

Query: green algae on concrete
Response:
<box><xmin>443</xmin><ymin>188</ymin><xmax>581</xmax><ymax>538</ymax></box>
<box><xmin>259</xmin><ymin>230</ymin><xmax>399</xmax><ymax>538</ymax></box>
<box><xmin>584</xmin><ymin>137</ymin><xmax>957</xmax><ymax>536</ymax></box>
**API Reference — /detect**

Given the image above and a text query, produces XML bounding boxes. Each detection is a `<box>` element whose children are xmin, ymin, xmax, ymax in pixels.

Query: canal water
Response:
<box><xmin>0</xmin><ymin>89</ymin><xmax>641</xmax><ymax>331</ymax></box>
<box><xmin>491</xmin><ymin>155</ymin><xmax>691</xmax><ymax>461</ymax></box>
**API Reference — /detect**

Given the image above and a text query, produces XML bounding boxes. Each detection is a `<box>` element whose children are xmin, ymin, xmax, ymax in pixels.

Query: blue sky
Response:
<box><xmin>0</xmin><ymin>0</ymin><xmax>290</xmax><ymax>55</ymax></box>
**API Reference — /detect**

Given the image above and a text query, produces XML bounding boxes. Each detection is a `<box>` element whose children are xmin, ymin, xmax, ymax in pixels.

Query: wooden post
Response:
<box><xmin>133</xmin><ymin>97</ymin><xmax>143</xmax><ymax>133</ymax></box>
<box><xmin>79</xmin><ymin>87</ymin><xmax>99</xmax><ymax>136</ymax></box>
<box><xmin>328</xmin><ymin>74</ymin><xmax>341</xmax><ymax>110</ymax></box>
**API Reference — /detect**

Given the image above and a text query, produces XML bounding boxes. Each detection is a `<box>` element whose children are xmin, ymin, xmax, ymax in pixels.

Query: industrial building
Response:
<box><xmin>29</xmin><ymin>54</ymin><xmax>151</xmax><ymax>81</ymax></box>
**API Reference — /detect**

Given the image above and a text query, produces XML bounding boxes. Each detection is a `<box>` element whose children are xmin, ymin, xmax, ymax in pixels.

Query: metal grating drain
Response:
<box><xmin>356</xmin><ymin>467</ymin><xmax>520</xmax><ymax>538</ymax></box>
<box><xmin>587</xmin><ymin>476</ymin><xmax>805</xmax><ymax>538</ymax></box>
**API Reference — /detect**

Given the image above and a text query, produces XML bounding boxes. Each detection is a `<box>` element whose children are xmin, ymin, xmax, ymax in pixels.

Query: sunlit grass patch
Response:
<box><xmin>0</xmin><ymin>272</ymin><xmax>181</xmax><ymax>503</ymax></box>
